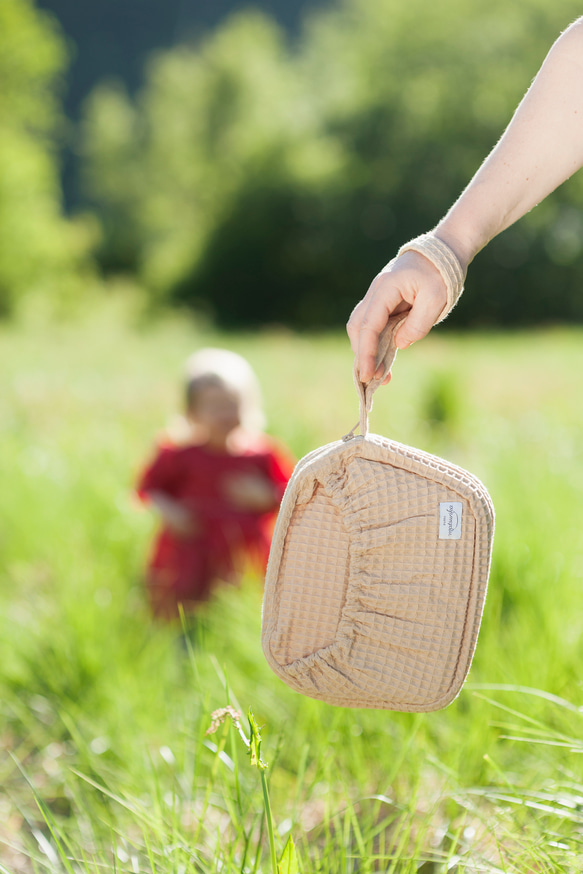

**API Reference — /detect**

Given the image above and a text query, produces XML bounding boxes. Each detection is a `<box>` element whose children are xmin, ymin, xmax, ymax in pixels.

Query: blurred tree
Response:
<box><xmin>0</xmin><ymin>0</ymin><xmax>92</xmax><ymax>315</ymax></box>
<box><xmin>36</xmin><ymin>0</ymin><xmax>330</xmax><ymax>209</ymax></box>
<box><xmin>81</xmin><ymin>11</ymin><xmax>346</xmax><ymax>303</ymax></box>
<box><xmin>81</xmin><ymin>0</ymin><xmax>583</xmax><ymax>328</ymax></box>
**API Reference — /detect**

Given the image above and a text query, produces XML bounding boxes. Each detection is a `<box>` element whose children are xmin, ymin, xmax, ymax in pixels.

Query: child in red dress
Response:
<box><xmin>137</xmin><ymin>349</ymin><xmax>293</xmax><ymax>619</ymax></box>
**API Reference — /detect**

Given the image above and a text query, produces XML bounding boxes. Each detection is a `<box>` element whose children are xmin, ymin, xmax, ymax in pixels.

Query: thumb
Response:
<box><xmin>394</xmin><ymin>297</ymin><xmax>442</xmax><ymax>349</ymax></box>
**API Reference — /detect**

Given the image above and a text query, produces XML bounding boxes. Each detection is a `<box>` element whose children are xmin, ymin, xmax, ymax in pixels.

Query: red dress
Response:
<box><xmin>137</xmin><ymin>438</ymin><xmax>293</xmax><ymax>618</ymax></box>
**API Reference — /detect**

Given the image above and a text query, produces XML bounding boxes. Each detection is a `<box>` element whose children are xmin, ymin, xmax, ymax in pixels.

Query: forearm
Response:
<box><xmin>434</xmin><ymin>17</ymin><xmax>583</xmax><ymax>269</ymax></box>
<box><xmin>347</xmin><ymin>17</ymin><xmax>583</xmax><ymax>374</ymax></box>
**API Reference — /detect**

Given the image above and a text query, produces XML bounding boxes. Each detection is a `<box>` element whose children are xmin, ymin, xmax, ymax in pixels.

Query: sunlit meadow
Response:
<box><xmin>2</xmin><ymin>295</ymin><xmax>583</xmax><ymax>871</ymax></box>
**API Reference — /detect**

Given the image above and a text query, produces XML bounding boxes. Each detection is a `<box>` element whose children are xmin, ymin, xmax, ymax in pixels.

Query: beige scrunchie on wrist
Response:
<box><xmin>382</xmin><ymin>233</ymin><xmax>466</xmax><ymax>324</ymax></box>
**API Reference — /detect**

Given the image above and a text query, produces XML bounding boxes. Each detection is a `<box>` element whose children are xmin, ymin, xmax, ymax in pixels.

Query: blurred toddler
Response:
<box><xmin>137</xmin><ymin>348</ymin><xmax>293</xmax><ymax>619</ymax></box>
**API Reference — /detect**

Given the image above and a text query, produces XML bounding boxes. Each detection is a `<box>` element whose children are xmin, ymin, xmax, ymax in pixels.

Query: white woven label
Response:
<box><xmin>439</xmin><ymin>502</ymin><xmax>462</xmax><ymax>540</ymax></box>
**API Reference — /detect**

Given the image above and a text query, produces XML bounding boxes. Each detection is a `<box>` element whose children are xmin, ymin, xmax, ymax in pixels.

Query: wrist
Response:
<box><xmin>395</xmin><ymin>232</ymin><xmax>465</xmax><ymax>324</ymax></box>
<box><xmin>431</xmin><ymin>224</ymin><xmax>476</xmax><ymax>274</ymax></box>
<box><xmin>434</xmin><ymin>188</ymin><xmax>502</xmax><ymax>269</ymax></box>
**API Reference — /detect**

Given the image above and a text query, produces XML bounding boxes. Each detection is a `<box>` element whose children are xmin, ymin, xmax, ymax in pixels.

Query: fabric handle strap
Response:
<box><xmin>350</xmin><ymin>311</ymin><xmax>408</xmax><ymax>438</ymax></box>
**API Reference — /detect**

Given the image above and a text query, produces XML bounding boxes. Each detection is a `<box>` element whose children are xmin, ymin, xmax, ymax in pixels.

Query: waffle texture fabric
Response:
<box><xmin>262</xmin><ymin>434</ymin><xmax>494</xmax><ymax>711</ymax></box>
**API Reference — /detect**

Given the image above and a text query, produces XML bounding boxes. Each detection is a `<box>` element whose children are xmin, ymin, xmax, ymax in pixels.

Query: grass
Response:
<box><xmin>2</xmin><ymin>294</ymin><xmax>583</xmax><ymax>870</ymax></box>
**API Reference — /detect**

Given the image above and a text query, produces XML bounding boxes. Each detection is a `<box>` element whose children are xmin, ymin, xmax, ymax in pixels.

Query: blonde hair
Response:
<box><xmin>184</xmin><ymin>348</ymin><xmax>266</xmax><ymax>434</ymax></box>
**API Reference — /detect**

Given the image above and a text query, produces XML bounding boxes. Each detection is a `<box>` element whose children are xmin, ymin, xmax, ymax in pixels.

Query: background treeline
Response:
<box><xmin>0</xmin><ymin>0</ymin><xmax>93</xmax><ymax>315</ymax></box>
<box><xmin>6</xmin><ymin>0</ymin><xmax>583</xmax><ymax>327</ymax></box>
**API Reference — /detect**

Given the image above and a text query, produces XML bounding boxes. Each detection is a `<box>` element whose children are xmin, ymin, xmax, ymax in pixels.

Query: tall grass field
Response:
<box><xmin>2</xmin><ymin>297</ymin><xmax>583</xmax><ymax>872</ymax></box>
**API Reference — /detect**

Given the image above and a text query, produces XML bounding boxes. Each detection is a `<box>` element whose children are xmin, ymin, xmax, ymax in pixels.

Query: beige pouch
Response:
<box><xmin>262</xmin><ymin>315</ymin><xmax>494</xmax><ymax>711</ymax></box>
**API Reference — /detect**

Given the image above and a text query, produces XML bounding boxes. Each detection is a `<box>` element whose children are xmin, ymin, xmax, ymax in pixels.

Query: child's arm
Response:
<box><xmin>147</xmin><ymin>490</ymin><xmax>199</xmax><ymax>537</ymax></box>
<box><xmin>223</xmin><ymin>445</ymin><xmax>294</xmax><ymax>512</ymax></box>
<box><xmin>348</xmin><ymin>17</ymin><xmax>583</xmax><ymax>382</ymax></box>
<box><xmin>223</xmin><ymin>475</ymin><xmax>279</xmax><ymax>513</ymax></box>
<box><xmin>137</xmin><ymin>446</ymin><xmax>199</xmax><ymax>535</ymax></box>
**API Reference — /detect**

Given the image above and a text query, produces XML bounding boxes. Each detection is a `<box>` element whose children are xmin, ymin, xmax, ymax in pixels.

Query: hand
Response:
<box><xmin>148</xmin><ymin>492</ymin><xmax>199</xmax><ymax>537</ymax></box>
<box><xmin>223</xmin><ymin>473</ymin><xmax>277</xmax><ymax>512</ymax></box>
<box><xmin>347</xmin><ymin>250</ymin><xmax>448</xmax><ymax>385</ymax></box>
<box><xmin>164</xmin><ymin>503</ymin><xmax>197</xmax><ymax>537</ymax></box>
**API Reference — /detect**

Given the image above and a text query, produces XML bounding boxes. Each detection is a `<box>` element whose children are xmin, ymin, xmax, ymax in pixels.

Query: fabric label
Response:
<box><xmin>439</xmin><ymin>502</ymin><xmax>463</xmax><ymax>540</ymax></box>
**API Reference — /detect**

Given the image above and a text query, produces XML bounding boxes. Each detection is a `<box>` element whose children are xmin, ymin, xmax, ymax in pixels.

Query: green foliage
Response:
<box><xmin>80</xmin><ymin>0</ymin><xmax>583</xmax><ymax>328</ymax></box>
<box><xmin>279</xmin><ymin>835</ymin><xmax>299</xmax><ymax>874</ymax></box>
<box><xmin>81</xmin><ymin>12</ymin><xmax>339</xmax><ymax>297</ymax></box>
<box><xmin>0</xmin><ymin>0</ymin><xmax>93</xmax><ymax>314</ymax></box>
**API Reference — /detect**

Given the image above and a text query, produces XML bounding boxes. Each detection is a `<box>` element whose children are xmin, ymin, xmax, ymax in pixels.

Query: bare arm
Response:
<box><xmin>348</xmin><ymin>17</ymin><xmax>583</xmax><ymax>383</ymax></box>
<box><xmin>438</xmin><ymin>18</ymin><xmax>583</xmax><ymax>265</ymax></box>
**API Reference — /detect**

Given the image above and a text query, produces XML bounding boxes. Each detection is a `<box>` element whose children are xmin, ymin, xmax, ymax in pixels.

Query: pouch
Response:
<box><xmin>261</xmin><ymin>315</ymin><xmax>494</xmax><ymax>711</ymax></box>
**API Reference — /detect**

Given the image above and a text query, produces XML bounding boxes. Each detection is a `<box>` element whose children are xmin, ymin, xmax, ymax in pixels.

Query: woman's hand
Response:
<box><xmin>347</xmin><ymin>250</ymin><xmax>448</xmax><ymax>384</ymax></box>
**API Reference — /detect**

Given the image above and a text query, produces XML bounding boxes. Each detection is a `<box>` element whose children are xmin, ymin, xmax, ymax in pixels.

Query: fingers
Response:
<box><xmin>347</xmin><ymin>275</ymin><xmax>405</xmax><ymax>383</ymax></box>
<box><xmin>393</xmin><ymin>286</ymin><xmax>445</xmax><ymax>349</ymax></box>
<box><xmin>347</xmin><ymin>252</ymin><xmax>448</xmax><ymax>382</ymax></box>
